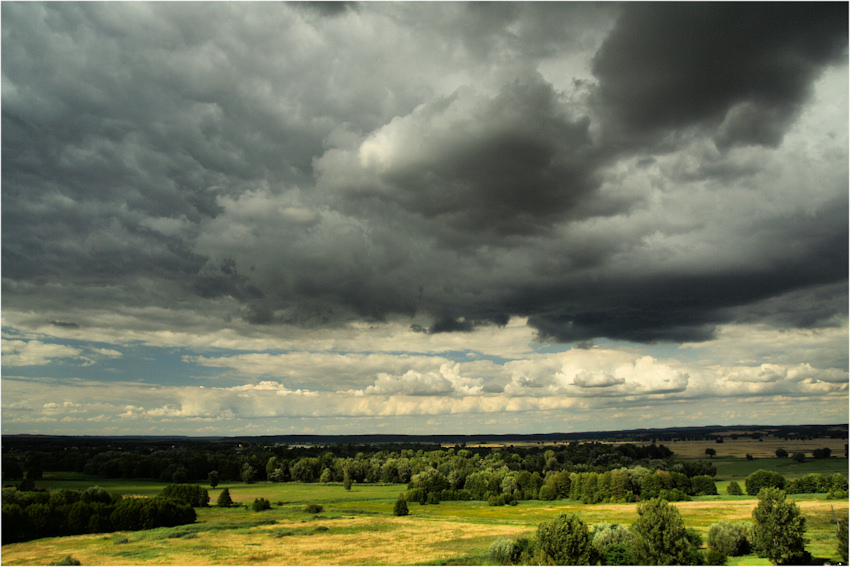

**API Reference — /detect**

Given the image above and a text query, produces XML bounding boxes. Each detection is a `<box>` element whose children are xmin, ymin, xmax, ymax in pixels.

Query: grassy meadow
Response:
<box><xmin>3</xmin><ymin>439</ymin><xmax>847</xmax><ymax>566</ymax></box>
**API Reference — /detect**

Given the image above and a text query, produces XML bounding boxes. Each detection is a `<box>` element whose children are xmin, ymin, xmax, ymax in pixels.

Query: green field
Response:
<box><xmin>3</xmin><ymin>464</ymin><xmax>848</xmax><ymax>566</ymax></box>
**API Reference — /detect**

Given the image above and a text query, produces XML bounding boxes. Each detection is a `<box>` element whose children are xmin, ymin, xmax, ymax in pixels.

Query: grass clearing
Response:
<box><xmin>4</xmin><ymin>472</ymin><xmax>847</xmax><ymax>565</ymax></box>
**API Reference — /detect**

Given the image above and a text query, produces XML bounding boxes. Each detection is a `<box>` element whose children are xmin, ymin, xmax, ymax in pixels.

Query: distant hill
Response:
<box><xmin>4</xmin><ymin>423</ymin><xmax>846</xmax><ymax>447</ymax></box>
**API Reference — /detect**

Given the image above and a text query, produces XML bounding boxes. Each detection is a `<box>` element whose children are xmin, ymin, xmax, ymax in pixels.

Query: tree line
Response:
<box><xmin>1</xmin><ymin>484</ymin><xmax>198</xmax><ymax>544</ymax></box>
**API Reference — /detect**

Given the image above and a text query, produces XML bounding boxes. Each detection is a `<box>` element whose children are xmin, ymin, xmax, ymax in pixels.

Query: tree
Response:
<box><xmin>251</xmin><ymin>497</ymin><xmax>271</xmax><ymax>512</ymax></box>
<box><xmin>691</xmin><ymin>475</ymin><xmax>717</xmax><ymax>496</ymax></box>
<box><xmin>216</xmin><ymin>488</ymin><xmax>233</xmax><ymax>508</ymax></box>
<box><xmin>393</xmin><ymin>494</ymin><xmax>409</xmax><ymax>516</ymax></box>
<box><xmin>727</xmin><ymin>480</ymin><xmax>743</xmax><ymax>495</ymax></box>
<box><xmin>705</xmin><ymin>448</ymin><xmax>717</xmax><ymax>458</ymax></box>
<box><xmin>343</xmin><ymin>470</ymin><xmax>352</xmax><ymax>491</ymax></box>
<box><xmin>752</xmin><ymin>487</ymin><xmax>807</xmax><ymax>565</ymax></box>
<box><xmin>535</xmin><ymin>513</ymin><xmax>598</xmax><ymax>565</ymax></box>
<box><xmin>207</xmin><ymin>471</ymin><xmax>219</xmax><ymax>489</ymax></box>
<box><xmin>812</xmin><ymin>447</ymin><xmax>832</xmax><ymax>459</ymax></box>
<box><xmin>241</xmin><ymin>462</ymin><xmax>257</xmax><ymax>484</ymax></box>
<box><xmin>775</xmin><ymin>448</ymin><xmax>788</xmax><ymax>459</ymax></box>
<box><xmin>630</xmin><ymin>498</ymin><xmax>701</xmax><ymax>565</ymax></box>
<box><xmin>792</xmin><ymin>452</ymin><xmax>806</xmax><ymax>463</ymax></box>
<box><xmin>745</xmin><ymin>470</ymin><xmax>785</xmax><ymax>495</ymax></box>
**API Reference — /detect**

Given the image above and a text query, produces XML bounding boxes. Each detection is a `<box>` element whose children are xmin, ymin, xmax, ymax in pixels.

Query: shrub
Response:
<box><xmin>393</xmin><ymin>495</ymin><xmax>409</xmax><ymax>516</ymax></box>
<box><xmin>752</xmin><ymin>488</ymin><xmax>806</xmax><ymax>565</ymax></box>
<box><xmin>792</xmin><ymin>452</ymin><xmax>806</xmax><ymax>463</ymax></box>
<box><xmin>489</xmin><ymin>538</ymin><xmax>517</xmax><ymax>565</ymax></box>
<box><xmin>726</xmin><ymin>480</ymin><xmax>743</xmax><ymax>495</ymax></box>
<box><xmin>303</xmin><ymin>503</ymin><xmax>324</xmax><ymax>514</ymax></box>
<box><xmin>593</xmin><ymin>522</ymin><xmax>633</xmax><ymax>559</ymax></box>
<box><xmin>707</xmin><ymin>521</ymin><xmax>752</xmax><ymax>556</ymax></box>
<box><xmin>705</xmin><ymin>549</ymin><xmax>727</xmax><ymax>565</ymax></box>
<box><xmin>745</xmin><ymin>470</ymin><xmax>785</xmax><ymax>495</ymax></box>
<box><xmin>158</xmin><ymin>484</ymin><xmax>209</xmax><ymax>507</ymax></box>
<box><xmin>216</xmin><ymin>488</ymin><xmax>233</xmax><ymax>508</ymax></box>
<box><xmin>251</xmin><ymin>498</ymin><xmax>271</xmax><ymax>512</ymax></box>
<box><xmin>48</xmin><ymin>556</ymin><xmax>81</xmax><ymax>566</ymax></box>
<box><xmin>536</xmin><ymin>513</ymin><xmax>597</xmax><ymax>565</ymax></box>
<box><xmin>601</xmin><ymin>542</ymin><xmax>634</xmax><ymax>566</ymax></box>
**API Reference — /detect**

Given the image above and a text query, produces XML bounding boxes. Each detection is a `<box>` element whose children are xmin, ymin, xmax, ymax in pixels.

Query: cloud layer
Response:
<box><xmin>2</xmin><ymin>3</ymin><xmax>846</xmax><ymax>434</ymax></box>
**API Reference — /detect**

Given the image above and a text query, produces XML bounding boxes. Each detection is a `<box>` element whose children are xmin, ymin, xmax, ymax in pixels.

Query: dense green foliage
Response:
<box><xmin>535</xmin><ymin>513</ymin><xmax>597</xmax><ymax>565</ymax></box>
<box><xmin>752</xmin><ymin>488</ymin><xmax>807</xmax><ymax>565</ymax></box>
<box><xmin>1</xmin><ymin>486</ymin><xmax>195</xmax><ymax>543</ymax></box>
<box><xmin>745</xmin><ymin>469</ymin><xmax>785</xmax><ymax>495</ymax></box>
<box><xmin>707</xmin><ymin>521</ymin><xmax>753</xmax><ymax>556</ymax></box>
<box><xmin>158</xmin><ymin>484</ymin><xmax>209</xmax><ymax>507</ymax></box>
<box><xmin>216</xmin><ymin>488</ymin><xmax>233</xmax><ymax>507</ymax></box>
<box><xmin>726</xmin><ymin>480</ymin><xmax>743</xmax><ymax>495</ymax></box>
<box><xmin>393</xmin><ymin>495</ymin><xmax>409</xmax><ymax>516</ymax></box>
<box><xmin>630</xmin><ymin>498</ymin><xmax>701</xmax><ymax>565</ymax></box>
<box><xmin>303</xmin><ymin>503</ymin><xmax>324</xmax><ymax>514</ymax></box>
<box><xmin>251</xmin><ymin>497</ymin><xmax>271</xmax><ymax>512</ymax></box>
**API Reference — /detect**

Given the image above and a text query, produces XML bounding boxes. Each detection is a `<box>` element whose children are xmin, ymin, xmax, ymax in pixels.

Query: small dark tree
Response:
<box><xmin>812</xmin><ymin>447</ymin><xmax>832</xmax><ymax>459</ymax></box>
<box><xmin>705</xmin><ymin>448</ymin><xmax>717</xmax><ymax>458</ymax></box>
<box><xmin>251</xmin><ymin>498</ymin><xmax>271</xmax><ymax>512</ymax></box>
<box><xmin>746</xmin><ymin>453</ymin><xmax>754</xmax><ymax>461</ymax></box>
<box><xmin>727</xmin><ymin>481</ymin><xmax>743</xmax><ymax>495</ymax></box>
<box><xmin>535</xmin><ymin>513</ymin><xmax>598</xmax><ymax>565</ymax></box>
<box><xmin>393</xmin><ymin>495</ymin><xmax>409</xmax><ymax>516</ymax></box>
<box><xmin>775</xmin><ymin>448</ymin><xmax>788</xmax><ymax>459</ymax></box>
<box><xmin>216</xmin><ymin>488</ymin><xmax>233</xmax><ymax>508</ymax></box>
<box><xmin>752</xmin><ymin>488</ymin><xmax>807</xmax><ymax>565</ymax></box>
<box><xmin>792</xmin><ymin>452</ymin><xmax>806</xmax><ymax>463</ymax></box>
<box><xmin>207</xmin><ymin>471</ymin><xmax>220</xmax><ymax>489</ymax></box>
<box><xmin>343</xmin><ymin>470</ymin><xmax>352</xmax><ymax>491</ymax></box>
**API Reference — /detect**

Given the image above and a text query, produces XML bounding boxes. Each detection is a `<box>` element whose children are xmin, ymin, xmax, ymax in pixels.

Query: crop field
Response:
<box><xmin>3</xmin><ymin>465</ymin><xmax>848</xmax><ymax>566</ymax></box>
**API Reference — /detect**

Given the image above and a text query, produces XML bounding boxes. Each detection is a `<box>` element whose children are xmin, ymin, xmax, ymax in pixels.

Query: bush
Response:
<box><xmin>393</xmin><ymin>495</ymin><xmax>409</xmax><ymax>516</ymax></box>
<box><xmin>216</xmin><ymin>488</ymin><xmax>233</xmax><ymax>508</ymax></box>
<box><xmin>691</xmin><ymin>475</ymin><xmax>717</xmax><ymax>495</ymax></box>
<box><xmin>600</xmin><ymin>542</ymin><xmax>634</xmax><ymax>566</ymax></box>
<box><xmin>536</xmin><ymin>513</ymin><xmax>597</xmax><ymax>565</ymax></box>
<box><xmin>707</xmin><ymin>521</ymin><xmax>752</xmax><ymax>556</ymax></box>
<box><xmin>726</xmin><ymin>480</ymin><xmax>743</xmax><ymax>495</ymax></box>
<box><xmin>489</xmin><ymin>538</ymin><xmax>517</xmax><ymax>565</ymax></box>
<box><xmin>48</xmin><ymin>556</ymin><xmax>81</xmax><ymax>566</ymax></box>
<box><xmin>593</xmin><ymin>522</ymin><xmax>634</xmax><ymax>564</ymax></box>
<box><xmin>251</xmin><ymin>498</ymin><xmax>271</xmax><ymax>512</ymax></box>
<box><xmin>158</xmin><ymin>484</ymin><xmax>209</xmax><ymax>507</ymax></box>
<box><xmin>303</xmin><ymin>503</ymin><xmax>324</xmax><ymax>514</ymax></box>
<box><xmin>745</xmin><ymin>470</ymin><xmax>785</xmax><ymax>495</ymax></box>
<box><xmin>705</xmin><ymin>549</ymin><xmax>727</xmax><ymax>565</ymax></box>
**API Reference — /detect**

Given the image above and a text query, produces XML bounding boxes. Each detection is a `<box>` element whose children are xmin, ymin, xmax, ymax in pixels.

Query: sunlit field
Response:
<box><xmin>3</xmin><ymin>465</ymin><xmax>847</xmax><ymax>566</ymax></box>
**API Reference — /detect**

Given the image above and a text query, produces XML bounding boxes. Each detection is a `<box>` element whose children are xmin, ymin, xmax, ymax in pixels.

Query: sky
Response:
<box><xmin>2</xmin><ymin>2</ymin><xmax>848</xmax><ymax>437</ymax></box>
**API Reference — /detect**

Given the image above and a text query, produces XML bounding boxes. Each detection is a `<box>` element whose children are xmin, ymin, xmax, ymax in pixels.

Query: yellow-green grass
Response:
<box><xmin>2</xmin><ymin>480</ymin><xmax>847</xmax><ymax>566</ymax></box>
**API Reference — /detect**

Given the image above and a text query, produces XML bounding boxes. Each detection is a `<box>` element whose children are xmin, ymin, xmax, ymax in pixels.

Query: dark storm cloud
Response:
<box><xmin>592</xmin><ymin>2</ymin><xmax>848</xmax><ymax>147</ymax></box>
<box><xmin>2</xmin><ymin>2</ymin><xmax>847</xmax><ymax>346</ymax></box>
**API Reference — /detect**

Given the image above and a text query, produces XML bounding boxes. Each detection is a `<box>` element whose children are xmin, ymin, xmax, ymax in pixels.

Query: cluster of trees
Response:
<box><xmin>490</xmin><ymin>488</ymin><xmax>845</xmax><ymax>566</ymax></box>
<box><xmin>1</xmin><ymin>485</ymin><xmax>196</xmax><ymax>544</ymax></box>
<box><xmin>744</xmin><ymin>469</ymin><xmax>847</xmax><ymax>498</ymax></box>
<box><xmin>401</xmin><ymin>459</ymin><xmax>718</xmax><ymax>506</ymax></box>
<box><xmin>3</xmin><ymin>438</ymin><xmax>675</xmax><ymax>487</ymax></box>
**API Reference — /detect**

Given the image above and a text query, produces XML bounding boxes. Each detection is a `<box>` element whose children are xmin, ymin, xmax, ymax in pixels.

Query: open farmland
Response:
<box><xmin>2</xmin><ymin>472</ymin><xmax>847</xmax><ymax>566</ymax></box>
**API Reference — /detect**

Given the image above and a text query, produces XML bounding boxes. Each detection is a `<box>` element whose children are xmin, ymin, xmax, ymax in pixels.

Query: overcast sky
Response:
<box><xmin>2</xmin><ymin>2</ymin><xmax>848</xmax><ymax>436</ymax></box>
